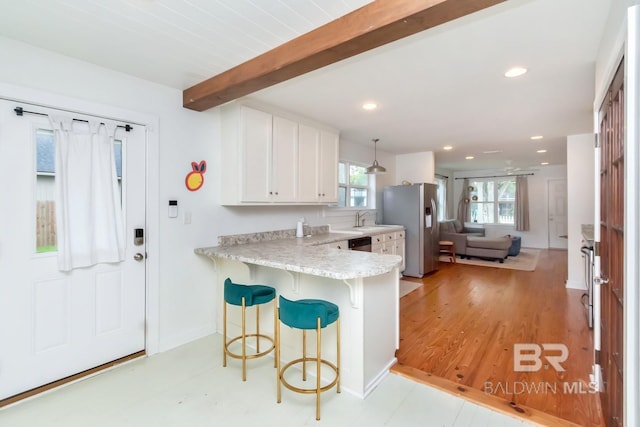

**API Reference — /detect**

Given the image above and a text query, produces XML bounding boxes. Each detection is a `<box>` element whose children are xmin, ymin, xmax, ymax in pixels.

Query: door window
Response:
<box><xmin>35</xmin><ymin>128</ymin><xmax>123</xmax><ymax>253</ymax></box>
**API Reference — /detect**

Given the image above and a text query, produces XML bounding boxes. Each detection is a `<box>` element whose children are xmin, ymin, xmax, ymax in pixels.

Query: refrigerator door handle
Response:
<box><xmin>431</xmin><ymin>198</ymin><xmax>438</xmax><ymax>236</ymax></box>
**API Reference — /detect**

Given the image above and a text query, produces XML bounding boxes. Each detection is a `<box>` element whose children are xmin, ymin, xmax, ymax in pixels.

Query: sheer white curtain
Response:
<box><xmin>51</xmin><ymin>117</ymin><xmax>124</xmax><ymax>271</ymax></box>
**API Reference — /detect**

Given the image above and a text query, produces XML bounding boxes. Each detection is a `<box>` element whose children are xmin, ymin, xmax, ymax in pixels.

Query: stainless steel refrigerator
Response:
<box><xmin>382</xmin><ymin>183</ymin><xmax>439</xmax><ymax>277</ymax></box>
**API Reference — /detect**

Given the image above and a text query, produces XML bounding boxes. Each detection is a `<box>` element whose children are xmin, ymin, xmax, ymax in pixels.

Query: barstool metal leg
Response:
<box><xmin>302</xmin><ymin>330</ymin><xmax>307</xmax><ymax>381</ymax></box>
<box><xmin>316</xmin><ymin>317</ymin><xmax>322</xmax><ymax>420</ymax></box>
<box><xmin>241</xmin><ymin>297</ymin><xmax>246</xmax><ymax>381</ymax></box>
<box><xmin>273</xmin><ymin>299</ymin><xmax>277</xmax><ymax>368</ymax></box>
<box><xmin>256</xmin><ymin>304</ymin><xmax>260</xmax><ymax>353</ymax></box>
<box><xmin>223</xmin><ymin>298</ymin><xmax>227</xmax><ymax>367</ymax></box>
<box><xmin>336</xmin><ymin>316</ymin><xmax>341</xmax><ymax>393</ymax></box>
<box><xmin>276</xmin><ymin>306</ymin><xmax>282</xmax><ymax>403</ymax></box>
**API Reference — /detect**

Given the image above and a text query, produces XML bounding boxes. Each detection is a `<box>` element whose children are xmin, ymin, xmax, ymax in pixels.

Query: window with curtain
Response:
<box><xmin>469</xmin><ymin>178</ymin><xmax>515</xmax><ymax>224</ymax></box>
<box><xmin>435</xmin><ymin>175</ymin><xmax>448</xmax><ymax>221</ymax></box>
<box><xmin>337</xmin><ymin>161</ymin><xmax>371</xmax><ymax>208</ymax></box>
<box><xmin>35</xmin><ymin>128</ymin><xmax>123</xmax><ymax>254</ymax></box>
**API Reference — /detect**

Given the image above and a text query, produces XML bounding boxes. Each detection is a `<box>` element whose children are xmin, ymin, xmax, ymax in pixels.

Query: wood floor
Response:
<box><xmin>394</xmin><ymin>249</ymin><xmax>604</xmax><ymax>426</ymax></box>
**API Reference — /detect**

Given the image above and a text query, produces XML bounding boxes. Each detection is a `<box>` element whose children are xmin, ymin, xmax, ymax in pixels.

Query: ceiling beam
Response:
<box><xmin>183</xmin><ymin>0</ymin><xmax>505</xmax><ymax>111</ymax></box>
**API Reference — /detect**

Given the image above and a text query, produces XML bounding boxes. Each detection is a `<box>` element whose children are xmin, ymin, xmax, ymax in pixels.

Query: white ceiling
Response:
<box><xmin>0</xmin><ymin>0</ymin><xmax>612</xmax><ymax>172</ymax></box>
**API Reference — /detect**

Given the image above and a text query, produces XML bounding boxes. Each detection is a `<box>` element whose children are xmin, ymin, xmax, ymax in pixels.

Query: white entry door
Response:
<box><xmin>0</xmin><ymin>100</ymin><xmax>146</xmax><ymax>401</ymax></box>
<box><xmin>547</xmin><ymin>178</ymin><xmax>568</xmax><ymax>249</ymax></box>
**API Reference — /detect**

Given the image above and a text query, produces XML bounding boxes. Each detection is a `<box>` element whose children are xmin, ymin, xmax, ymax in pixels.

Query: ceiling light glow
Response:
<box><xmin>536</xmin><ymin>149</ymin><xmax>547</xmax><ymax>153</ymax></box>
<box><xmin>504</xmin><ymin>67</ymin><xmax>528</xmax><ymax>78</ymax></box>
<box><xmin>362</xmin><ymin>102</ymin><xmax>378</xmax><ymax>111</ymax></box>
<box><xmin>465</xmin><ymin>156</ymin><xmax>474</xmax><ymax>160</ymax></box>
<box><xmin>541</xmin><ymin>162</ymin><xmax>549</xmax><ymax>165</ymax></box>
<box><xmin>530</xmin><ymin>135</ymin><xmax>544</xmax><ymax>140</ymax></box>
<box><xmin>443</xmin><ymin>145</ymin><xmax>453</xmax><ymax>150</ymax></box>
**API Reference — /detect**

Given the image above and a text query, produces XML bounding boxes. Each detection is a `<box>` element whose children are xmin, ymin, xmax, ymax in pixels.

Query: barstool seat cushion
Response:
<box><xmin>279</xmin><ymin>296</ymin><xmax>339</xmax><ymax>330</ymax></box>
<box><xmin>224</xmin><ymin>278</ymin><xmax>276</xmax><ymax>307</ymax></box>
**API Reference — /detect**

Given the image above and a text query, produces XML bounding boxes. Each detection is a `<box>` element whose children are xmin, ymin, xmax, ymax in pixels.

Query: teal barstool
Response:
<box><xmin>276</xmin><ymin>296</ymin><xmax>340</xmax><ymax>420</ymax></box>
<box><xmin>223</xmin><ymin>278</ymin><xmax>277</xmax><ymax>381</ymax></box>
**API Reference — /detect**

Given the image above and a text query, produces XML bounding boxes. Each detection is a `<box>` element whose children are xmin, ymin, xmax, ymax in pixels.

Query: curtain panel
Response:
<box><xmin>52</xmin><ymin>117</ymin><xmax>124</xmax><ymax>271</ymax></box>
<box><xmin>515</xmin><ymin>175</ymin><xmax>530</xmax><ymax>231</ymax></box>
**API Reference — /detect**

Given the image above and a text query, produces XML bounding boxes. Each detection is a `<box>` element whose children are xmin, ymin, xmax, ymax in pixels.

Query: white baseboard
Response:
<box><xmin>565</xmin><ymin>279</ymin><xmax>586</xmax><ymax>290</ymax></box>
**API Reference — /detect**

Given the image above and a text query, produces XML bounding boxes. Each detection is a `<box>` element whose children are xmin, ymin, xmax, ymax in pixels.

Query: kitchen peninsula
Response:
<box><xmin>195</xmin><ymin>226</ymin><xmax>403</xmax><ymax>398</ymax></box>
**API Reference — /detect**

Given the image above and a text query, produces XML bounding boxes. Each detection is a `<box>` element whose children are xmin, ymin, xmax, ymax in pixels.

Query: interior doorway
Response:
<box><xmin>547</xmin><ymin>178</ymin><xmax>568</xmax><ymax>249</ymax></box>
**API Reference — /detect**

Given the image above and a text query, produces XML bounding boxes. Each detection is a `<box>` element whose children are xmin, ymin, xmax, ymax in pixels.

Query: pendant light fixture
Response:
<box><xmin>365</xmin><ymin>138</ymin><xmax>387</xmax><ymax>174</ymax></box>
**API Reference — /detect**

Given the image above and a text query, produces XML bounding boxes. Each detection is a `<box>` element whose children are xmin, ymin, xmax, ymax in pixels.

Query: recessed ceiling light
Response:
<box><xmin>443</xmin><ymin>145</ymin><xmax>453</xmax><ymax>150</ymax></box>
<box><xmin>541</xmin><ymin>162</ymin><xmax>549</xmax><ymax>165</ymax></box>
<box><xmin>536</xmin><ymin>149</ymin><xmax>547</xmax><ymax>153</ymax></box>
<box><xmin>530</xmin><ymin>135</ymin><xmax>544</xmax><ymax>140</ymax></box>
<box><xmin>465</xmin><ymin>156</ymin><xmax>474</xmax><ymax>160</ymax></box>
<box><xmin>362</xmin><ymin>102</ymin><xmax>378</xmax><ymax>111</ymax></box>
<box><xmin>482</xmin><ymin>150</ymin><xmax>503</xmax><ymax>154</ymax></box>
<box><xmin>505</xmin><ymin>67</ymin><xmax>528</xmax><ymax>78</ymax></box>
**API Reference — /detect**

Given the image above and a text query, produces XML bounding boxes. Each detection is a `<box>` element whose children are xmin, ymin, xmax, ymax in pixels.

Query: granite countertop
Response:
<box><xmin>194</xmin><ymin>226</ymin><xmax>404</xmax><ymax>280</ymax></box>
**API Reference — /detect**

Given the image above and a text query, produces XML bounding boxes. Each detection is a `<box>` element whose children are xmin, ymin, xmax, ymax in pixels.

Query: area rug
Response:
<box><xmin>399</xmin><ymin>279</ymin><xmax>423</xmax><ymax>298</ymax></box>
<box><xmin>439</xmin><ymin>248</ymin><xmax>540</xmax><ymax>271</ymax></box>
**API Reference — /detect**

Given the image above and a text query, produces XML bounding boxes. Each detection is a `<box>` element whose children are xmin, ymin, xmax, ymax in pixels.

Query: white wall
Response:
<box><xmin>452</xmin><ymin>166</ymin><xmax>567</xmax><ymax>249</ymax></box>
<box><xmin>395</xmin><ymin>151</ymin><xmax>435</xmax><ymax>184</ymax></box>
<box><xmin>566</xmin><ymin>134</ymin><xmax>595</xmax><ymax>290</ymax></box>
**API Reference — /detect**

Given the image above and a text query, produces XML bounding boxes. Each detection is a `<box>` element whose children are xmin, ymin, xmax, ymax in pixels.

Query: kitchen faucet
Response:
<box><xmin>354</xmin><ymin>210</ymin><xmax>369</xmax><ymax>227</ymax></box>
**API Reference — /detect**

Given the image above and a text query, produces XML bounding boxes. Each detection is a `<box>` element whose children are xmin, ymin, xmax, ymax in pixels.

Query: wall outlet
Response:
<box><xmin>183</xmin><ymin>211</ymin><xmax>192</xmax><ymax>225</ymax></box>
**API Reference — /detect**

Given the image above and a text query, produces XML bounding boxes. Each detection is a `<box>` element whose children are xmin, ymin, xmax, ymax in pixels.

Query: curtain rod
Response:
<box><xmin>13</xmin><ymin>106</ymin><xmax>133</xmax><ymax>132</ymax></box>
<box><xmin>455</xmin><ymin>173</ymin><xmax>534</xmax><ymax>180</ymax></box>
<box><xmin>435</xmin><ymin>173</ymin><xmax>448</xmax><ymax>179</ymax></box>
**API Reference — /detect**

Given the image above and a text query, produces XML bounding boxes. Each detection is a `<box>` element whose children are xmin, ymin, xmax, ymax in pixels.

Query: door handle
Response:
<box><xmin>133</xmin><ymin>253</ymin><xmax>145</xmax><ymax>261</ymax></box>
<box><xmin>594</xmin><ymin>276</ymin><xmax>609</xmax><ymax>285</ymax></box>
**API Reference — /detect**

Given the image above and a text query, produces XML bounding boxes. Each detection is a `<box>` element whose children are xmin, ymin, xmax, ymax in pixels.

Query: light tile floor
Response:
<box><xmin>0</xmin><ymin>335</ymin><xmax>532</xmax><ymax>427</ymax></box>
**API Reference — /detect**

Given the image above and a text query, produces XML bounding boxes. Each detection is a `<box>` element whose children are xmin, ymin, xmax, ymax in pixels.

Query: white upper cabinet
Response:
<box><xmin>271</xmin><ymin>116</ymin><xmax>298</xmax><ymax>201</ymax></box>
<box><xmin>221</xmin><ymin>101</ymin><xmax>339</xmax><ymax>205</ymax></box>
<box><xmin>297</xmin><ymin>124</ymin><xmax>339</xmax><ymax>203</ymax></box>
<box><xmin>240</xmin><ymin>107</ymin><xmax>272</xmax><ymax>202</ymax></box>
<box><xmin>298</xmin><ymin>123</ymin><xmax>320</xmax><ymax>202</ymax></box>
<box><xmin>318</xmin><ymin>130</ymin><xmax>338</xmax><ymax>202</ymax></box>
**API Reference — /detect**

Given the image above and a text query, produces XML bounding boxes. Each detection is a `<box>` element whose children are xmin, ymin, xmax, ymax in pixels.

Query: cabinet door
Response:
<box><xmin>395</xmin><ymin>238</ymin><xmax>406</xmax><ymax>272</ymax></box>
<box><xmin>272</xmin><ymin>116</ymin><xmax>298</xmax><ymax>201</ymax></box>
<box><xmin>372</xmin><ymin>234</ymin><xmax>385</xmax><ymax>246</ymax></box>
<box><xmin>241</xmin><ymin>107</ymin><xmax>272</xmax><ymax>202</ymax></box>
<box><xmin>298</xmin><ymin>123</ymin><xmax>320</xmax><ymax>202</ymax></box>
<box><xmin>319</xmin><ymin>130</ymin><xmax>339</xmax><ymax>202</ymax></box>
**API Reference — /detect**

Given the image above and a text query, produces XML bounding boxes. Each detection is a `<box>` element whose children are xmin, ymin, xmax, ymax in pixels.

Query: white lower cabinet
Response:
<box><xmin>372</xmin><ymin>231</ymin><xmax>405</xmax><ymax>272</ymax></box>
<box><xmin>326</xmin><ymin>240</ymin><xmax>348</xmax><ymax>250</ymax></box>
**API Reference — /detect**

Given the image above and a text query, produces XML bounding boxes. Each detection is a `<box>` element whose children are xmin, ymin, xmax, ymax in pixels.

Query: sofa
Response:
<box><xmin>438</xmin><ymin>219</ymin><xmax>485</xmax><ymax>250</ymax></box>
<box><xmin>438</xmin><ymin>219</ymin><xmax>511</xmax><ymax>262</ymax></box>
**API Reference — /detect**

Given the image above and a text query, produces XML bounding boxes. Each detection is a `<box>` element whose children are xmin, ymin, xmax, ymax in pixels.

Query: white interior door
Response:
<box><xmin>0</xmin><ymin>100</ymin><xmax>146</xmax><ymax>401</ymax></box>
<box><xmin>547</xmin><ymin>178</ymin><xmax>568</xmax><ymax>249</ymax></box>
